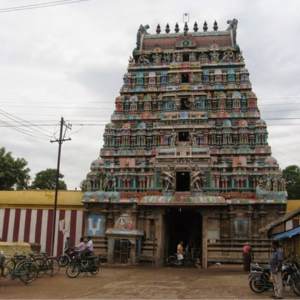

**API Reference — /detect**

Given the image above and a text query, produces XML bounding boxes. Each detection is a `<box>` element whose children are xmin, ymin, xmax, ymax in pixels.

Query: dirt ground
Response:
<box><xmin>0</xmin><ymin>265</ymin><xmax>297</xmax><ymax>299</ymax></box>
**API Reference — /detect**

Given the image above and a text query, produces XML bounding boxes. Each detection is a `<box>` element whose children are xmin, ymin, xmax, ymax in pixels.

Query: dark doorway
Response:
<box><xmin>176</xmin><ymin>171</ymin><xmax>190</xmax><ymax>191</ymax></box>
<box><xmin>182</xmin><ymin>53</ymin><xmax>190</xmax><ymax>62</ymax></box>
<box><xmin>181</xmin><ymin>73</ymin><xmax>189</xmax><ymax>83</ymax></box>
<box><xmin>180</xmin><ymin>98</ymin><xmax>190</xmax><ymax>110</ymax></box>
<box><xmin>178</xmin><ymin>131</ymin><xmax>189</xmax><ymax>142</ymax></box>
<box><xmin>165</xmin><ymin>208</ymin><xmax>202</xmax><ymax>264</ymax></box>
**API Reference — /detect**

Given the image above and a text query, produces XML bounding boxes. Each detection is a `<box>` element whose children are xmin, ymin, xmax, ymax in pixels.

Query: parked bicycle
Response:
<box><xmin>2</xmin><ymin>254</ymin><xmax>38</xmax><ymax>284</ymax></box>
<box><xmin>29</xmin><ymin>253</ymin><xmax>60</xmax><ymax>277</ymax></box>
<box><xmin>66</xmin><ymin>254</ymin><xmax>101</xmax><ymax>278</ymax></box>
<box><xmin>166</xmin><ymin>253</ymin><xmax>196</xmax><ymax>267</ymax></box>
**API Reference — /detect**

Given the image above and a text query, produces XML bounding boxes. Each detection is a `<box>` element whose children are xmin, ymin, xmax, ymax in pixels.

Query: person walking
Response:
<box><xmin>270</xmin><ymin>240</ymin><xmax>284</xmax><ymax>299</ymax></box>
<box><xmin>242</xmin><ymin>242</ymin><xmax>252</xmax><ymax>272</ymax></box>
<box><xmin>177</xmin><ymin>241</ymin><xmax>184</xmax><ymax>265</ymax></box>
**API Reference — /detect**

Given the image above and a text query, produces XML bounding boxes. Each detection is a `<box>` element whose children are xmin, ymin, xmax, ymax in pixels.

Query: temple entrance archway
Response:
<box><xmin>164</xmin><ymin>207</ymin><xmax>202</xmax><ymax>265</ymax></box>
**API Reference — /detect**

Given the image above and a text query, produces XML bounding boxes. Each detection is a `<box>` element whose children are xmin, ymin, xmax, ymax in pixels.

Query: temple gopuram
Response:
<box><xmin>82</xmin><ymin>19</ymin><xmax>287</xmax><ymax>267</ymax></box>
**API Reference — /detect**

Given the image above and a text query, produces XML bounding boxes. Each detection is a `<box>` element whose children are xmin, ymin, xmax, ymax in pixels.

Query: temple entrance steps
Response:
<box><xmin>207</xmin><ymin>239</ymin><xmax>271</xmax><ymax>264</ymax></box>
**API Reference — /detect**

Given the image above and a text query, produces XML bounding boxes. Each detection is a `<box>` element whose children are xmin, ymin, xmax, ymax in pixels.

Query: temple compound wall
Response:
<box><xmin>82</xmin><ymin>19</ymin><xmax>287</xmax><ymax>267</ymax></box>
<box><xmin>0</xmin><ymin>191</ymin><xmax>84</xmax><ymax>256</ymax></box>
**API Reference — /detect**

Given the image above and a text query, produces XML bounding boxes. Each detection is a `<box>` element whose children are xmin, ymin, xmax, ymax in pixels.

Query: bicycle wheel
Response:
<box><xmin>2</xmin><ymin>260</ymin><xmax>14</xmax><ymax>277</ymax></box>
<box><xmin>166</xmin><ymin>255</ymin><xmax>177</xmax><ymax>266</ymax></box>
<box><xmin>34</xmin><ymin>258</ymin><xmax>46</xmax><ymax>277</ymax></box>
<box><xmin>66</xmin><ymin>263</ymin><xmax>80</xmax><ymax>278</ymax></box>
<box><xmin>27</xmin><ymin>261</ymin><xmax>38</xmax><ymax>281</ymax></box>
<box><xmin>291</xmin><ymin>278</ymin><xmax>300</xmax><ymax>296</ymax></box>
<box><xmin>58</xmin><ymin>255</ymin><xmax>69</xmax><ymax>267</ymax></box>
<box><xmin>17</xmin><ymin>261</ymin><xmax>37</xmax><ymax>285</ymax></box>
<box><xmin>46</xmin><ymin>258</ymin><xmax>60</xmax><ymax>276</ymax></box>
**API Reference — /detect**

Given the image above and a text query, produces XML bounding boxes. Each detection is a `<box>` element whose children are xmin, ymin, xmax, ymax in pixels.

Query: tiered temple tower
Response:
<box><xmin>82</xmin><ymin>20</ymin><xmax>287</xmax><ymax>266</ymax></box>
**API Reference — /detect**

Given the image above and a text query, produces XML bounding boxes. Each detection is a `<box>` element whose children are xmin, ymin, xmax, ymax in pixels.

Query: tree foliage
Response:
<box><xmin>0</xmin><ymin>147</ymin><xmax>30</xmax><ymax>190</ymax></box>
<box><xmin>31</xmin><ymin>168</ymin><xmax>67</xmax><ymax>190</ymax></box>
<box><xmin>282</xmin><ymin>165</ymin><xmax>300</xmax><ymax>200</ymax></box>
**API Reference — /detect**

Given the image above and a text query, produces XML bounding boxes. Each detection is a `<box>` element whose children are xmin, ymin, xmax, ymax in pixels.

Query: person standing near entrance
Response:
<box><xmin>177</xmin><ymin>241</ymin><xmax>184</xmax><ymax>264</ymax></box>
<box><xmin>242</xmin><ymin>242</ymin><xmax>252</xmax><ymax>272</ymax></box>
<box><xmin>270</xmin><ymin>240</ymin><xmax>284</xmax><ymax>299</ymax></box>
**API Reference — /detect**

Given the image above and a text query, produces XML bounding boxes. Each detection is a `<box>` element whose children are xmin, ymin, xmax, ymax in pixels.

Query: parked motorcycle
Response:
<box><xmin>249</xmin><ymin>261</ymin><xmax>300</xmax><ymax>296</ymax></box>
<box><xmin>66</xmin><ymin>254</ymin><xmax>101</xmax><ymax>278</ymax></box>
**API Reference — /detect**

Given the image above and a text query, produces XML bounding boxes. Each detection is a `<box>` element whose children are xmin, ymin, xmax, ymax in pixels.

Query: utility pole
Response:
<box><xmin>50</xmin><ymin>117</ymin><xmax>71</xmax><ymax>256</ymax></box>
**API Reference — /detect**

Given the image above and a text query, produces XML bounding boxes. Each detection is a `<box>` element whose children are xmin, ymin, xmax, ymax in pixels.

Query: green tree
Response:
<box><xmin>31</xmin><ymin>168</ymin><xmax>67</xmax><ymax>190</ymax></box>
<box><xmin>0</xmin><ymin>147</ymin><xmax>30</xmax><ymax>190</ymax></box>
<box><xmin>282</xmin><ymin>165</ymin><xmax>300</xmax><ymax>199</ymax></box>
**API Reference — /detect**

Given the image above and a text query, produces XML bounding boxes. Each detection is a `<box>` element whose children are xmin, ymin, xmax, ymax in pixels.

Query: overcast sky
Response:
<box><xmin>0</xmin><ymin>0</ymin><xmax>299</xmax><ymax>190</ymax></box>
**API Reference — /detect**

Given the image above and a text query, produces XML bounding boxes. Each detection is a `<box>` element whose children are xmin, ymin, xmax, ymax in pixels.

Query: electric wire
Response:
<box><xmin>0</xmin><ymin>0</ymin><xmax>90</xmax><ymax>13</ymax></box>
<box><xmin>0</xmin><ymin>119</ymin><xmax>48</xmax><ymax>141</ymax></box>
<box><xmin>0</xmin><ymin>108</ymin><xmax>54</xmax><ymax>138</ymax></box>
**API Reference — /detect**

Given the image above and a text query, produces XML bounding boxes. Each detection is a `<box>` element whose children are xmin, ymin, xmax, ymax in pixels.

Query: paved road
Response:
<box><xmin>0</xmin><ymin>265</ymin><xmax>297</xmax><ymax>299</ymax></box>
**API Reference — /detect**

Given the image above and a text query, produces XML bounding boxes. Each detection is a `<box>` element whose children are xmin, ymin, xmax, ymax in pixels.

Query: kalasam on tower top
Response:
<box><xmin>82</xmin><ymin>19</ymin><xmax>287</xmax><ymax>267</ymax></box>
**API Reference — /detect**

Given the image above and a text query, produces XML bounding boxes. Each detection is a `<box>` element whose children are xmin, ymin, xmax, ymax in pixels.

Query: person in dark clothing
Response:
<box><xmin>242</xmin><ymin>242</ymin><xmax>252</xmax><ymax>272</ymax></box>
<box><xmin>270</xmin><ymin>240</ymin><xmax>284</xmax><ymax>299</ymax></box>
<box><xmin>64</xmin><ymin>237</ymin><xmax>71</xmax><ymax>253</ymax></box>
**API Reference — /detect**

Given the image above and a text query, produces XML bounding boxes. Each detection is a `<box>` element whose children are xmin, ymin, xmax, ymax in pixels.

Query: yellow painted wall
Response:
<box><xmin>0</xmin><ymin>242</ymin><xmax>32</xmax><ymax>256</ymax></box>
<box><xmin>287</xmin><ymin>200</ymin><xmax>300</xmax><ymax>212</ymax></box>
<box><xmin>0</xmin><ymin>190</ymin><xmax>83</xmax><ymax>209</ymax></box>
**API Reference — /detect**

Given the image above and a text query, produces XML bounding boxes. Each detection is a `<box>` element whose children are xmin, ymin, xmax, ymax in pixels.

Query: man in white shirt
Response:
<box><xmin>86</xmin><ymin>236</ymin><xmax>94</xmax><ymax>255</ymax></box>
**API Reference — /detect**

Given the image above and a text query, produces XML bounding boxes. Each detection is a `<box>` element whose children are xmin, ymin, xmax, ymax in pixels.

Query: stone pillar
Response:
<box><xmin>107</xmin><ymin>237</ymin><xmax>114</xmax><ymax>264</ymax></box>
<box><xmin>202</xmin><ymin>214</ymin><xmax>208</xmax><ymax>269</ymax></box>
<box><xmin>130</xmin><ymin>238</ymin><xmax>137</xmax><ymax>264</ymax></box>
<box><xmin>155</xmin><ymin>209</ymin><xmax>165</xmax><ymax>266</ymax></box>
<box><xmin>247</xmin><ymin>205</ymin><xmax>253</xmax><ymax>238</ymax></box>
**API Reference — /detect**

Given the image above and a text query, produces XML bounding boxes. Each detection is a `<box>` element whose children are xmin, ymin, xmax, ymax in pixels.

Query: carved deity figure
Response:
<box><xmin>102</xmin><ymin>173</ymin><xmax>116</xmax><ymax>191</ymax></box>
<box><xmin>227</xmin><ymin>19</ymin><xmax>238</xmax><ymax>46</ymax></box>
<box><xmin>84</xmin><ymin>180</ymin><xmax>92</xmax><ymax>191</ymax></box>
<box><xmin>257</xmin><ymin>175</ymin><xmax>286</xmax><ymax>192</ymax></box>
<box><xmin>136</xmin><ymin>24</ymin><xmax>150</xmax><ymax>50</ymax></box>
<box><xmin>191</xmin><ymin>131</ymin><xmax>199</xmax><ymax>146</ymax></box>
<box><xmin>174</xmin><ymin>53</ymin><xmax>181</xmax><ymax>63</ymax></box>
<box><xmin>170</xmin><ymin>130</ymin><xmax>177</xmax><ymax>146</ymax></box>
<box><xmin>128</xmin><ymin>56</ymin><xmax>135</xmax><ymax>66</ymax></box>
<box><xmin>138</xmin><ymin>55</ymin><xmax>150</xmax><ymax>65</ymax></box>
<box><xmin>154</xmin><ymin>53</ymin><xmax>161</xmax><ymax>64</ymax></box>
<box><xmin>222</xmin><ymin>50</ymin><xmax>234</xmax><ymax>63</ymax></box>
<box><xmin>210</xmin><ymin>51</ymin><xmax>219</xmax><ymax>63</ymax></box>
<box><xmin>191</xmin><ymin>170</ymin><xmax>203</xmax><ymax>192</ymax></box>
<box><xmin>163</xmin><ymin>52</ymin><xmax>171</xmax><ymax>64</ymax></box>
<box><xmin>162</xmin><ymin>169</ymin><xmax>175</xmax><ymax>192</ymax></box>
